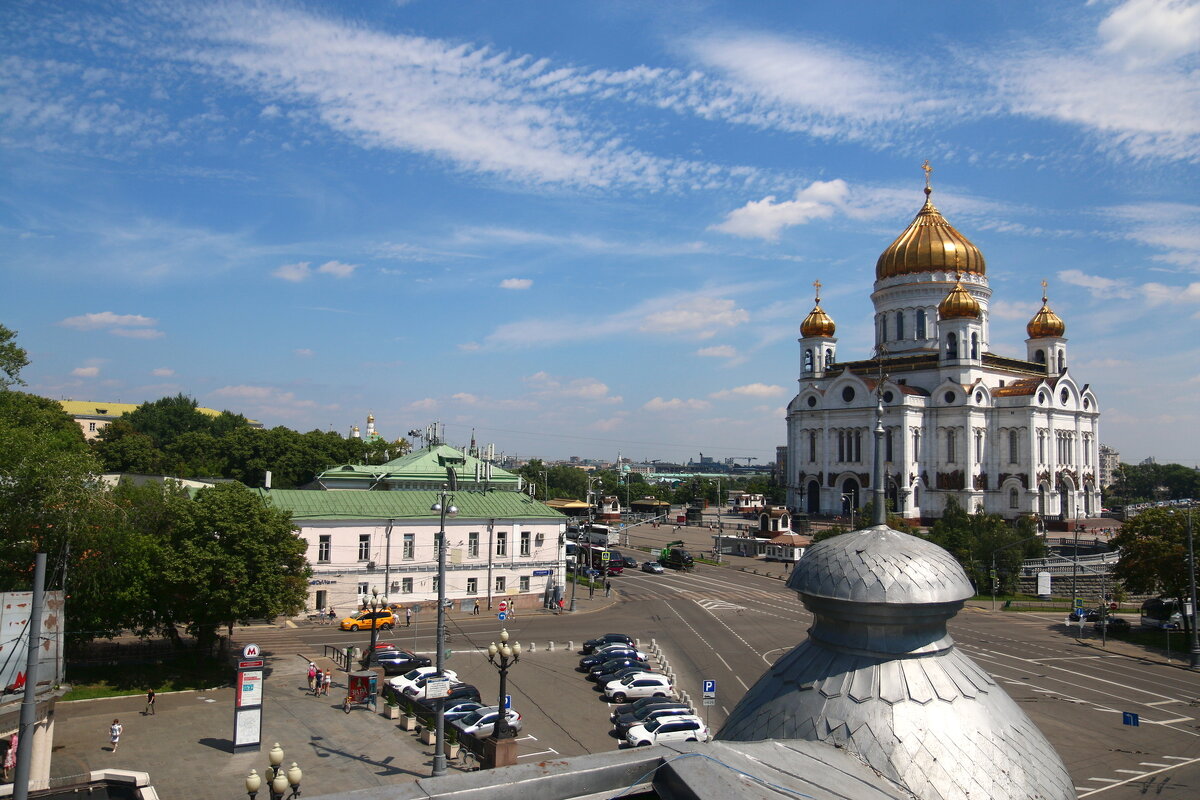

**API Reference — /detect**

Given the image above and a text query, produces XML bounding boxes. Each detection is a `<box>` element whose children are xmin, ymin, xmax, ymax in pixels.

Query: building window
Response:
<box><xmin>895</xmin><ymin>311</ymin><xmax>904</xmax><ymax>340</ymax></box>
<box><xmin>357</xmin><ymin>582</ymin><xmax>369</xmax><ymax>596</ymax></box>
<box><xmin>803</xmin><ymin>349</ymin><xmax>813</xmax><ymax>373</ymax></box>
<box><xmin>402</xmin><ymin>533</ymin><xmax>415</xmax><ymax>560</ymax></box>
<box><xmin>358</xmin><ymin>534</ymin><xmax>370</xmax><ymax>561</ymax></box>
<box><xmin>885</xmin><ymin>429</ymin><xmax>894</xmax><ymax>462</ymax></box>
<box><xmin>974</xmin><ymin>430</ymin><xmax>983</xmax><ymax>464</ymax></box>
<box><xmin>495</xmin><ymin>576</ymin><xmax>506</xmax><ymax>593</ymax></box>
<box><xmin>946</xmin><ymin>332</ymin><xmax>958</xmax><ymax>359</ymax></box>
<box><xmin>519</xmin><ymin>576</ymin><xmax>530</xmax><ymax>592</ymax></box>
<box><xmin>88</xmin><ymin>422</ymin><xmax>97</xmax><ymax>432</ymax></box>
<box><xmin>468</xmin><ymin>531</ymin><xmax>479</xmax><ymax>558</ymax></box>
<box><xmin>1008</xmin><ymin>430</ymin><xmax>1018</xmax><ymax>464</ymax></box>
<box><xmin>401</xmin><ymin>577</ymin><xmax>413</xmax><ymax>594</ymax></box>
<box><xmin>808</xmin><ymin>431</ymin><xmax>817</xmax><ymax>462</ymax></box>
<box><xmin>912</xmin><ymin>429</ymin><xmax>921</xmax><ymax>460</ymax></box>
<box><xmin>853</xmin><ymin>430</ymin><xmax>863</xmax><ymax>462</ymax></box>
<box><xmin>916</xmin><ymin>309</ymin><xmax>927</xmax><ymax>338</ymax></box>
<box><xmin>946</xmin><ymin>429</ymin><xmax>957</xmax><ymax>463</ymax></box>
<box><xmin>824</xmin><ymin>348</ymin><xmax>833</xmax><ymax>369</ymax></box>
<box><xmin>466</xmin><ymin>577</ymin><xmax>478</xmax><ymax>595</ymax></box>
<box><xmin>837</xmin><ymin>431</ymin><xmax>845</xmax><ymax>462</ymax></box>
<box><xmin>1038</xmin><ymin>431</ymin><xmax>1046</xmax><ymax>463</ymax></box>
<box><xmin>496</xmin><ymin>531</ymin><xmax>508</xmax><ymax>557</ymax></box>
<box><xmin>520</xmin><ymin>531</ymin><xmax>531</xmax><ymax>557</ymax></box>
<box><xmin>318</xmin><ymin>535</ymin><xmax>331</xmax><ymax>563</ymax></box>
<box><xmin>1009</xmin><ymin>488</ymin><xmax>1019</xmax><ymax>509</ymax></box>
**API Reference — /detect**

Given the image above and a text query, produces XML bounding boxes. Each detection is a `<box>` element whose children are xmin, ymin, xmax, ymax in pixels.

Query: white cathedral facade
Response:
<box><xmin>785</xmin><ymin>170</ymin><xmax>1101</xmax><ymax>523</ymax></box>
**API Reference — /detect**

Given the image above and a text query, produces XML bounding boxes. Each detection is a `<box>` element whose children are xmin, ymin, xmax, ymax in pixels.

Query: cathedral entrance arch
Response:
<box><xmin>841</xmin><ymin>478</ymin><xmax>860</xmax><ymax>514</ymax></box>
<box><xmin>886</xmin><ymin>479</ymin><xmax>899</xmax><ymax>513</ymax></box>
<box><xmin>1059</xmin><ymin>477</ymin><xmax>1075</xmax><ymax>520</ymax></box>
<box><xmin>806</xmin><ymin>480</ymin><xmax>820</xmax><ymax>514</ymax></box>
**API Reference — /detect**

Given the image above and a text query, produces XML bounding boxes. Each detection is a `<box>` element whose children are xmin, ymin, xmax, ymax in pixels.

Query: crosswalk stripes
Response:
<box><xmin>695</xmin><ymin>599</ymin><xmax>745</xmax><ymax>611</ymax></box>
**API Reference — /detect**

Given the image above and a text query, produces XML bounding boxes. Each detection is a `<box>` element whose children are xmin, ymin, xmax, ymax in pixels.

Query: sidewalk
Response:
<box><xmin>49</xmin><ymin>629</ymin><xmax>457</xmax><ymax>800</ymax></box>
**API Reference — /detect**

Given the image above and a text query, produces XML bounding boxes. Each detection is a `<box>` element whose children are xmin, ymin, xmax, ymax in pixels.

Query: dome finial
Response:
<box><xmin>922</xmin><ymin>159</ymin><xmax>933</xmax><ymax>197</ymax></box>
<box><xmin>1027</xmin><ymin>279</ymin><xmax>1065</xmax><ymax>337</ymax></box>
<box><xmin>800</xmin><ymin>279</ymin><xmax>836</xmax><ymax>337</ymax></box>
<box><xmin>813</xmin><ymin>278</ymin><xmax>822</xmax><ymax>305</ymax></box>
<box><xmin>1041</xmin><ymin>278</ymin><xmax>1049</xmax><ymax>305</ymax></box>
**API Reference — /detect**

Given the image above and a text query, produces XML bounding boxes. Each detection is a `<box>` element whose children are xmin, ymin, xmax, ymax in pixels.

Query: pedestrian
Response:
<box><xmin>145</xmin><ymin>688</ymin><xmax>156</xmax><ymax>715</ymax></box>
<box><xmin>604</xmin><ymin>580</ymin><xmax>612</xmax><ymax>597</ymax></box>
<box><xmin>472</xmin><ymin>601</ymin><xmax>480</xmax><ymax>616</ymax></box>
<box><xmin>328</xmin><ymin>607</ymin><xmax>336</xmax><ymax>625</ymax></box>
<box><xmin>557</xmin><ymin>598</ymin><xmax>565</xmax><ymax>614</ymax></box>
<box><xmin>589</xmin><ymin>583</ymin><xmax>595</xmax><ymax>599</ymax></box>
<box><xmin>109</xmin><ymin>719</ymin><xmax>122</xmax><ymax>752</ymax></box>
<box><xmin>306</xmin><ymin>661</ymin><xmax>317</xmax><ymax>692</ymax></box>
<box><xmin>322</xmin><ymin>670</ymin><xmax>332</xmax><ymax>697</ymax></box>
<box><xmin>405</xmin><ymin>606</ymin><xmax>412</xmax><ymax>627</ymax></box>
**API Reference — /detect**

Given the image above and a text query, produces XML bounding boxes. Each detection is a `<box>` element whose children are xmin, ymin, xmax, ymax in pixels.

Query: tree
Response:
<box><xmin>0</xmin><ymin>323</ymin><xmax>30</xmax><ymax>388</ymax></box>
<box><xmin>924</xmin><ymin>499</ymin><xmax>1045</xmax><ymax>594</ymax></box>
<box><xmin>1112</xmin><ymin>508</ymin><xmax>1194</xmax><ymax>638</ymax></box>
<box><xmin>160</xmin><ymin>482</ymin><xmax>310</xmax><ymax>649</ymax></box>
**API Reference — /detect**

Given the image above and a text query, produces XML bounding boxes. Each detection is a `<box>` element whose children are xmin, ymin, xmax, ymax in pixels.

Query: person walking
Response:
<box><xmin>108</xmin><ymin>719</ymin><xmax>123</xmax><ymax>752</ymax></box>
<box><xmin>313</xmin><ymin>668</ymin><xmax>324</xmax><ymax>697</ymax></box>
<box><xmin>144</xmin><ymin>688</ymin><xmax>156</xmax><ymax>715</ymax></box>
<box><xmin>322</xmin><ymin>670</ymin><xmax>332</xmax><ymax>697</ymax></box>
<box><xmin>405</xmin><ymin>606</ymin><xmax>412</xmax><ymax>627</ymax></box>
<box><xmin>327</xmin><ymin>607</ymin><xmax>336</xmax><ymax>625</ymax></box>
<box><xmin>604</xmin><ymin>580</ymin><xmax>612</xmax><ymax>598</ymax></box>
<box><xmin>588</xmin><ymin>583</ymin><xmax>595</xmax><ymax>600</ymax></box>
<box><xmin>306</xmin><ymin>662</ymin><xmax>317</xmax><ymax>692</ymax></box>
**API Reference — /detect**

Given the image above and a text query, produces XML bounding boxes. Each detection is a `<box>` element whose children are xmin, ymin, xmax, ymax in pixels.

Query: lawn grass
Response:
<box><xmin>62</xmin><ymin>657</ymin><xmax>228</xmax><ymax>701</ymax></box>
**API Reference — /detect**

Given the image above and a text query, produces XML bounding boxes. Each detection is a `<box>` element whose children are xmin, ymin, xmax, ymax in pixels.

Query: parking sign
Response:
<box><xmin>702</xmin><ymin>679</ymin><xmax>716</xmax><ymax>696</ymax></box>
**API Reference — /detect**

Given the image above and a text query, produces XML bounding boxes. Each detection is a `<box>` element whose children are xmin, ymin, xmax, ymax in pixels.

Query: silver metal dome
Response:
<box><xmin>719</xmin><ymin>524</ymin><xmax>1075</xmax><ymax>800</ymax></box>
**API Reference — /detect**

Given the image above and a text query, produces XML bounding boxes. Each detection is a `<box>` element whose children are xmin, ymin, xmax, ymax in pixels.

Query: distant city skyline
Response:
<box><xmin>3</xmin><ymin>1</ymin><xmax>1198</xmax><ymax>464</ymax></box>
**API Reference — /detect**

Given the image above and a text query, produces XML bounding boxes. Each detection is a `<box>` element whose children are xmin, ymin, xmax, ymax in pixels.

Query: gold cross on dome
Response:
<box><xmin>1041</xmin><ymin>279</ymin><xmax>1048</xmax><ymax>303</ymax></box>
<box><xmin>922</xmin><ymin>160</ymin><xmax>933</xmax><ymax>189</ymax></box>
<box><xmin>813</xmin><ymin>279</ymin><xmax>822</xmax><ymax>303</ymax></box>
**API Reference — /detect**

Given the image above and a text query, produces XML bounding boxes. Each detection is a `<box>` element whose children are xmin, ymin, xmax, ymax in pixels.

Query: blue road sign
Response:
<box><xmin>498</xmin><ymin>612</ymin><xmax>507</xmax><ymax>621</ymax></box>
<box><xmin>1122</xmin><ymin>711</ymin><xmax>1139</xmax><ymax>727</ymax></box>
<box><xmin>504</xmin><ymin>694</ymin><xmax>512</xmax><ymax>709</ymax></box>
<box><xmin>702</xmin><ymin>679</ymin><xmax>716</xmax><ymax>695</ymax></box>
<box><xmin>1073</xmin><ymin>597</ymin><xmax>1085</xmax><ymax>609</ymax></box>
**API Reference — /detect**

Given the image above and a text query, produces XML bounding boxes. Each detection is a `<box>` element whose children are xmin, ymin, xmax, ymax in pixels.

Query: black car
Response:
<box><xmin>614</xmin><ymin>705</ymin><xmax>694</xmax><ymax>735</ymax></box>
<box><xmin>587</xmin><ymin>657</ymin><xmax>645</xmax><ymax>681</ymax></box>
<box><xmin>579</xmin><ymin>648</ymin><xmax>644</xmax><ymax>670</ymax></box>
<box><xmin>611</xmin><ymin>696</ymin><xmax>688</xmax><ymax>722</ymax></box>
<box><xmin>582</xmin><ymin>633</ymin><xmax>636</xmax><ymax>654</ymax></box>
<box><xmin>413</xmin><ymin>682</ymin><xmax>481</xmax><ymax>710</ymax></box>
<box><xmin>1094</xmin><ymin>616</ymin><xmax>1131</xmax><ymax>631</ymax></box>
<box><xmin>1068</xmin><ymin>608</ymin><xmax>1102</xmax><ymax>622</ymax></box>
<box><xmin>619</xmin><ymin>554</ymin><xmax>639</xmax><ymax>569</ymax></box>
<box><xmin>592</xmin><ymin>665</ymin><xmax>649</xmax><ymax>687</ymax></box>
<box><xmin>371</xmin><ymin>649</ymin><xmax>432</xmax><ymax>675</ymax></box>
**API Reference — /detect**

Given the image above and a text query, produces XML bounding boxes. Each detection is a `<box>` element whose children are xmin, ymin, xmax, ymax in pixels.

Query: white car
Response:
<box><xmin>603</xmin><ymin>672</ymin><xmax>672</xmax><ymax>703</ymax></box>
<box><xmin>388</xmin><ymin>666</ymin><xmax>457</xmax><ymax>695</ymax></box>
<box><xmin>403</xmin><ymin>669</ymin><xmax>461</xmax><ymax>698</ymax></box>
<box><xmin>452</xmin><ymin>706</ymin><xmax>523</xmax><ymax>738</ymax></box>
<box><xmin>625</xmin><ymin>714</ymin><xmax>709</xmax><ymax>747</ymax></box>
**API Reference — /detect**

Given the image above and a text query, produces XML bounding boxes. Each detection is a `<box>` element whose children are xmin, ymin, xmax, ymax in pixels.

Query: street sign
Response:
<box><xmin>504</xmin><ymin>694</ymin><xmax>511</xmax><ymax>709</ymax></box>
<box><xmin>1073</xmin><ymin>597</ymin><xmax>1084</xmax><ymax>609</ymax></box>
<box><xmin>1122</xmin><ymin>711</ymin><xmax>1139</xmax><ymax>727</ymax></box>
<box><xmin>702</xmin><ymin>679</ymin><xmax>717</xmax><ymax>696</ymax></box>
<box><xmin>702</xmin><ymin>698</ymin><xmax>716</xmax><ymax>707</ymax></box>
<box><xmin>498</xmin><ymin>600</ymin><xmax>509</xmax><ymax>613</ymax></box>
<box><xmin>498</xmin><ymin>612</ymin><xmax>507</xmax><ymax>621</ymax></box>
<box><xmin>600</xmin><ymin>551</ymin><xmax>611</xmax><ymax>562</ymax></box>
<box><xmin>426</xmin><ymin>677</ymin><xmax>451</xmax><ymax>699</ymax></box>
<box><xmin>242</xmin><ymin>643</ymin><xmax>260</xmax><ymax>659</ymax></box>
<box><xmin>532</xmin><ymin>569</ymin><xmax>552</xmax><ymax>576</ymax></box>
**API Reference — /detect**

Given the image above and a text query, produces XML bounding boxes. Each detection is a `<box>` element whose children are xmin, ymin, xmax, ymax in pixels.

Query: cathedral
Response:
<box><xmin>785</xmin><ymin>166</ymin><xmax>1101</xmax><ymax>523</ymax></box>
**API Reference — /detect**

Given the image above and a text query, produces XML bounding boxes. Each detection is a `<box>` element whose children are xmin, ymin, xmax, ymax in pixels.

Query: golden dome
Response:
<box><xmin>1027</xmin><ymin>281</ymin><xmax>1065</xmax><ymax>338</ymax></box>
<box><xmin>876</xmin><ymin>163</ymin><xmax>986</xmax><ymax>280</ymax></box>
<box><xmin>800</xmin><ymin>279</ymin><xmax>836</xmax><ymax>337</ymax></box>
<box><xmin>938</xmin><ymin>276</ymin><xmax>981</xmax><ymax>319</ymax></box>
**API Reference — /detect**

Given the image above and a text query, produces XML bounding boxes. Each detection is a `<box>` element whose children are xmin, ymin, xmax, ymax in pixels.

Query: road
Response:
<box><xmin>272</xmin><ymin>561</ymin><xmax>1199</xmax><ymax>798</ymax></box>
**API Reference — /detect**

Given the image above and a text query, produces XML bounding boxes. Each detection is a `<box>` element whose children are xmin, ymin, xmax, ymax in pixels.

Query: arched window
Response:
<box><xmin>808</xmin><ymin>431</ymin><xmax>817</xmax><ymax>462</ymax></box>
<box><xmin>1057</xmin><ymin>351</ymin><xmax>1065</xmax><ymax>372</ymax></box>
<box><xmin>1008</xmin><ymin>430</ymin><xmax>1018</xmax><ymax>464</ymax></box>
<box><xmin>1009</xmin><ymin>488</ymin><xmax>1019</xmax><ymax>509</ymax></box>
<box><xmin>824</xmin><ymin>348</ymin><xmax>833</xmax><ymax>369</ymax></box>
<box><xmin>946</xmin><ymin>428</ymin><xmax>957</xmax><ymax>463</ymax></box>
<box><xmin>971</xmin><ymin>332</ymin><xmax>979</xmax><ymax>359</ymax></box>
<box><xmin>1035</xmin><ymin>349</ymin><xmax>1046</xmax><ymax>364</ymax></box>
<box><xmin>803</xmin><ymin>348</ymin><xmax>813</xmax><ymax>373</ymax></box>
<box><xmin>878</xmin><ymin>316</ymin><xmax>887</xmax><ymax>343</ymax></box>
<box><xmin>946</xmin><ymin>332</ymin><xmax>958</xmax><ymax>359</ymax></box>
<box><xmin>916</xmin><ymin>309</ymin><xmax>927</xmax><ymax>338</ymax></box>
<box><xmin>895</xmin><ymin>312</ymin><xmax>905</xmax><ymax>340</ymax></box>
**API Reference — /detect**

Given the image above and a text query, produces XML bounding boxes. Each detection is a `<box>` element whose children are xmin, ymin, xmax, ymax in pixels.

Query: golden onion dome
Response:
<box><xmin>938</xmin><ymin>276</ymin><xmax>981</xmax><ymax>320</ymax></box>
<box><xmin>800</xmin><ymin>279</ymin><xmax>836</xmax><ymax>337</ymax></box>
<box><xmin>367</xmin><ymin>413</ymin><xmax>375</xmax><ymax>423</ymax></box>
<box><xmin>1027</xmin><ymin>282</ymin><xmax>1065</xmax><ymax>338</ymax></box>
<box><xmin>876</xmin><ymin>163</ymin><xmax>985</xmax><ymax>280</ymax></box>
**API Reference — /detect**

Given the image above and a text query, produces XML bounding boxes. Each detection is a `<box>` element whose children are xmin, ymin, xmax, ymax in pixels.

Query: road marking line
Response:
<box><xmin>1027</xmin><ymin>656</ymin><xmax>1102</xmax><ymax>661</ymax></box>
<box><xmin>1077</xmin><ymin>755</ymin><xmax>1200</xmax><ymax>796</ymax></box>
<box><xmin>518</xmin><ymin>749</ymin><xmax>557</xmax><ymax>759</ymax></box>
<box><xmin>1113</xmin><ymin>769</ymin><xmax>1145</xmax><ymax>774</ymax></box>
<box><xmin>1162</xmin><ymin>755</ymin><xmax>1190</xmax><ymax>761</ymax></box>
<box><xmin>1146</xmin><ymin>699</ymin><xmax>1181</xmax><ymax>706</ymax></box>
<box><xmin>1148</xmin><ymin>716</ymin><xmax>1194</xmax><ymax>725</ymax></box>
<box><xmin>736</xmin><ymin>675</ymin><xmax>749</xmax><ymax>691</ymax></box>
<box><xmin>714</xmin><ymin>652</ymin><xmax>733</xmax><ymax>672</ymax></box>
<box><xmin>1138</xmin><ymin>763</ymin><xmax>1170</xmax><ymax>767</ymax></box>
<box><xmin>1087</xmin><ymin>778</ymin><xmax>1119</xmax><ymax>783</ymax></box>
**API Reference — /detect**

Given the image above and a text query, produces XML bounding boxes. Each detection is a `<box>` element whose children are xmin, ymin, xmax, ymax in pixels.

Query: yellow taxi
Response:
<box><xmin>339</xmin><ymin>609</ymin><xmax>396</xmax><ymax>631</ymax></box>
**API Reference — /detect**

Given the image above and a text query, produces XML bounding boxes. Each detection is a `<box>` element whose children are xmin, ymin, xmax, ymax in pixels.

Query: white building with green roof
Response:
<box><xmin>312</xmin><ymin>443</ymin><xmax>523</xmax><ymax>492</ymax></box>
<box><xmin>256</xmin><ymin>487</ymin><xmax>567</xmax><ymax>615</ymax></box>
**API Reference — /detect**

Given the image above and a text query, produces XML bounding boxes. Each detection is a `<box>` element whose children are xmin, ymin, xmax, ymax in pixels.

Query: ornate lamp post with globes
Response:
<box><xmin>357</xmin><ymin>588</ymin><xmax>387</xmax><ymax>670</ymax></box>
<box><xmin>245</xmin><ymin>743</ymin><xmax>301</xmax><ymax>800</ymax></box>
<box><xmin>483</xmin><ymin>629</ymin><xmax>521</xmax><ymax>768</ymax></box>
<box><xmin>430</xmin><ymin>485</ymin><xmax>457</xmax><ymax>777</ymax></box>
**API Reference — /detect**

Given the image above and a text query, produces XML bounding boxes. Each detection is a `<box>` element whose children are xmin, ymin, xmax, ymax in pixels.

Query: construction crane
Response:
<box><xmin>729</xmin><ymin>456</ymin><xmax>759</xmax><ymax>466</ymax></box>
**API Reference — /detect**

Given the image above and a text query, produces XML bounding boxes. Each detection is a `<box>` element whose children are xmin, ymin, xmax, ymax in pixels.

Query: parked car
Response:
<box><xmin>413</xmin><ymin>682</ymin><xmax>481</xmax><ymax>710</ymax></box>
<box><xmin>443</xmin><ymin>700</ymin><xmax>487</xmax><ymax>723</ymax></box>
<box><xmin>588</xmin><ymin>657</ymin><xmax>646</xmax><ymax>681</ymax></box>
<box><xmin>388</xmin><ymin>666</ymin><xmax>457</xmax><ymax>695</ymax></box>
<box><xmin>583</xmin><ymin>633</ymin><xmax>635</xmax><ymax>654</ymax></box>
<box><xmin>403</xmin><ymin>671</ymin><xmax>463</xmax><ymax>699</ymax></box>
<box><xmin>614</xmin><ymin>705</ymin><xmax>696</xmax><ymax>735</ymax></box>
<box><xmin>592</xmin><ymin>665</ymin><xmax>651</xmax><ymax>687</ymax></box>
<box><xmin>579</xmin><ymin>648</ymin><xmax>646</xmax><ymax>670</ymax></box>
<box><xmin>619</xmin><ymin>554</ymin><xmax>640</xmax><ymax>570</ymax></box>
<box><xmin>340</xmin><ymin>610</ymin><xmax>397</xmax><ymax>631</ymax></box>
<box><xmin>603</xmin><ymin>672</ymin><xmax>673</xmax><ymax>703</ymax></box>
<box><xmin>625</xmin><ymin>714</ymin><xmax>709</xmax><ymax>747</ymax></box>
<box><xmin>1094</xmin><ymin>616</ymin><xmax>1131</xmax><ymax>632</ymax></box>
<box><xmin>594</xmin><ymin>642</ymin><xmax>647</xmax><ymax>660</ymax></box>
<box><xmin>452</xmin><ymin>706</ymin><xmax>523</xmax><ymax>738</ymax></box>
<box><xmin>1068</xmin><ymin>608</ymin><xmax>1102</xmax><ymax>622</ymax></box>
<box><xmin>641</xmin><ymin>561</ymin><xmax>665</xmax><ymax>574</ymax></box>
<box><xmin>610</xmin><ymin>697</ymin><xmax>689</xmax><ymax>723</ymax></box>
<box><xmin>371</xmin><ymin>648</ymin><xmax>431</xmax><ymax>674</ymax></box>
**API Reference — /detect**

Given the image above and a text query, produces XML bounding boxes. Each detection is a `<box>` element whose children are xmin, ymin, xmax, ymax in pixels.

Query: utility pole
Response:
<box><xmin>383</xmin><ymin>518</ymin><xmax>393</xmax><ymax>598</ymax></box>
<box><xmin>1186</xmin><ymin>509</ymin><xmax>1199</xmax><ymax>669</ymax></box>
<box><xmin>12</xmin><ymin>553</ymin><xmax>46</xmax><ymax>800</ymax></box>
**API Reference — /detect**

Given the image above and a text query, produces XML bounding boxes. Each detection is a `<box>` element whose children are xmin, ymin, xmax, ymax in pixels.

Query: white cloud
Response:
<box><xmin>112</xmin><ymin>328</ymin><xmax>165</xmax><ymax>339</ymax></box>
<box><xmin>71</xmin><ymin>366</ymin><xmax>100</xmax><ymax>377</ymax></box>
<box><xmin>1099</xmin><ymin>0</ymin><xmax>1200</xmax><ymax>68</ymax></box>
<box><xmin>710</xmin><ymin>383</ymin><xmax>786</xmax><ymax>399</ymax></box>
<box><xmin>696</xmin><ymin>345</ymin><xmax>737</xmax><ymax>358</ymax></box>
<box><xmin>712</xmin><ymin>180</ymin><xmax>849</xmax><ymax>241</ymax></box>
<box><xmin>643</xmin><ymin>397</ymin><xmax>710</xmax><ymax>411</ymax></box>
<box><xmin>212</xmin><ymin>385</ymin><xmax>275</xmax><ymax>400</ymax></box>
<box><xmin>60</xmin><ymin>311</ymin><xmax>156</xmax><ymax>330</ymax></box>
<box><xmin>1057</xmin><ymin>269</ymin><xmax>1136</xmax><ymax>299</ymax></box>
<box><xmin>317</xmin><ymin>260</ymin><xmax>358</xmax><ymax>278</ymax></box>
<box><xmin>150</xmin><ymin>367</ymin><xmax>174</xmax><ymax>376</ymax></box>
<box><xmin>409</xmin><ymin>397</ymin><xmax>438</xmax><ymax>410</ymax></box>
<box><xmin>988</xmin><ymin>299</ymin><xmax>1039</xmax><ymax>322</ymax></box>
<box><xmin>458</xmin><ymin>342</ymin><xmax>481</xmax><ymax>352</ymax></box>
<box><xmin>1106</xmin><ymin>202</ymin><xmax>1200</xmax><ymax>268</ymax></box>
<box><xmin>640</xmin><ymin>297</ymin><xmax>749</xmax><ymax>339</ymax></box>
<box><xmin>294</xmin><ymin>348</ymin><xmax>314</xmax><ymax>357</ymax></box>
<box><xmin>273</xmin><ymin>261</ymin><xmax>311</xmax><ymax>282</ymax></box>
<box><xmin>525</xmin><ymin>372</ymin><xmax>622</xmax><ymax>404</ymax></box>
<box><xmin>499</xmin><ymin>278</ymin><xmax>533</xmax><ymax>290</ymax></box>
<box><xmin>590</xmin><ymin>416</ymin><xmax>625</xmax><ymax>432</ymax></box>
<box><xmin>451</xmin><ymin>392</ymin><xmax>480</xmax><ymax>405</ymax></box>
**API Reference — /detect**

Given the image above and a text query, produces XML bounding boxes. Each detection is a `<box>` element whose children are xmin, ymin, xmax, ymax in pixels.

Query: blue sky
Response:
<box><xmin>2</xmin><ymin>0</ymin><xmax>1198</xmax><ymax>465</ymax></box>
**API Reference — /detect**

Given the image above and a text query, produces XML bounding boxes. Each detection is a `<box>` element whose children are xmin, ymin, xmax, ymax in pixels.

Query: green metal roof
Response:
<box><xmin>315</xmin><ymin>443</ymin><xmax>520</xmax><ymax>488</ymax></box>
<box><xmin>253</xmin><ymin>488</ymin><xmax>565</xmax><ymax>521</ymax></box>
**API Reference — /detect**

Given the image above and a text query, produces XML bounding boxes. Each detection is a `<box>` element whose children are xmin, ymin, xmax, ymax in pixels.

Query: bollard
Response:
<box><xmin>529</xmin><ymin>642</ymin><xmax>535</xmax><ymax>653</ymax></box>
<box><xmin>549</xmin><ymin>641</ymin><xmax>555</xmax><ymax>651</ymax></box>
<box><xmin>568</xmin><ymin>641</ymin><xmax>574</xmax><ymax>651</ymax></box>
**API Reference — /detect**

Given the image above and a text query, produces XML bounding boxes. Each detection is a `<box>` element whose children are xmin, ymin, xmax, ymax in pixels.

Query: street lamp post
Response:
<box><xmin>358</xmin><ymin>588</ymin><xmax>386</xmax><ymax>670</ymax></box>
<box><xmin>1186</xmin><ymin>509</ymin><xmax>1199</xmax><ymax>669</ymax></box>
<box><xmin>430</xmin><ymin>487</ymin><xmax>457</xmax><ymax>777</ymax></box>
<box><xmin>484</xmin><ymin>629</ymin><xmax>521</xmax><ymax>767</ymax></box>
<box><xmin>251</xmin><ymin>744</ymin><xmax>301</xmax><ymax>800</ymax></box>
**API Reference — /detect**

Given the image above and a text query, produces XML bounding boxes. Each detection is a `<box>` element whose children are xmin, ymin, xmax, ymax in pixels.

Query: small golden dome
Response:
<box><xmin>367</xmin><ymin>413</ymin><xmax>375</xmax><ymax>423</ymax></box>
<box><xmin>938</xmin><ymin>276</ymin><xmax>981</xmax><ymax>319</ymax></box>
<box><xmin>1027</xmin><ymin>282</ymin><xmax>1065</xmax><ymax>338</ymax></box>
<box><xmin>876</xmin><ymin>163</ymin><xmax>986</xmax><ymax>280</ymax></box>
<box><xmin>800</xmin><ymin>279</ymin><xmax>836</xmax><ymax>337</ymax></box>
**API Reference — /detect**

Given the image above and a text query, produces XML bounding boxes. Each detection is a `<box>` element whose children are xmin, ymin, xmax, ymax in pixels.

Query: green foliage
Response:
<box><xmin>923</xmin><ymin>499</ymin><xmax>1046</xmax><ymax>594</ymax></box>
<box><xmin>811</xmin><ymin>525</ymin><xmax>849</xmax><ymax>544</ymax></box>
<box><xmin>1111</xmin><ymin>508</ymin><xmax>1190</xmax><ymax>599</ymax></box>
<box><xmin>0</xmin><ymin>323</ymin><xmax>30</xmax><ymax>388</ymax></box>
<box><xmin>1106</xmin><ymin>462</ymin><xmax>1200</xmax><ymax>506</ymax></box>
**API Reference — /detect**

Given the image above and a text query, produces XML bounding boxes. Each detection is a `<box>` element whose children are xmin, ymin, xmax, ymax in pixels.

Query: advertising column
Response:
<box><xmin>233</xmin><ymin>643</ymin><xmax>264</xmax><ymax>752</ymax></box>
